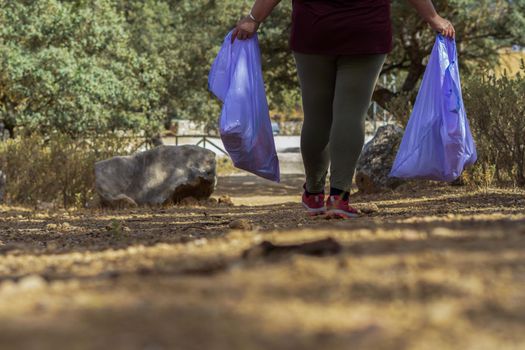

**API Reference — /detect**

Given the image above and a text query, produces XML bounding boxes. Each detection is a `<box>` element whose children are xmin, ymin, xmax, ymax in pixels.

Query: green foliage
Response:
<box><xmin>0</xmin><ymin>133</ymin><xmax>143</xmax><ymax>207</ymax></box>
<box><xmin>216</xmin><ymin>156</ymin><xmax>241</xmax><ymax>176</ymax></box>
<box><xmin>376</xmin><ymin>0</ymin><xmax>525</xmax><ymax>112</ymax></box>
<box><xmin>463</xmin><ymin>68</ymin><xmax>525</xmax><ymax>186</ymax></box>
<box><xmin>108</xmin><ymin>219</ymin><xmax>124</xmax><ymax>239</ymax></box>
<box><xmin>117</xmin><ymin>0</ymin><xmax>299</xmax><ymax>130</ymax></box>
<box><xmin>0</xmin><ymin>0</ymin><xmax>166</xmax><ymax>137</ymax></box>
<box><xmin>0</xmin><ymin>0</ymin><xmax>523</xmax><ymax>134</ymax></box>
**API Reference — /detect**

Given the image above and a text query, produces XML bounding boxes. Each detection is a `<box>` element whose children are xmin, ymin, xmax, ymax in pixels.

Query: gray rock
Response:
<box><xmin>95</xmin><ymin>145</ymin><xmax>216</xmax><ymax>207</ymax></box>
<box><xmin>355</xmin><ymin>124</ymin><xmax>405</xmax><ymax>193</ymax></box>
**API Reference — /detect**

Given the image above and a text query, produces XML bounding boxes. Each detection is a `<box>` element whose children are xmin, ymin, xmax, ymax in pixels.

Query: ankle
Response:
<box><xmin>303</xmin><ymin>184</ymin><xmax>323</xmax><ymax>197</ymax></box>
<box><xmin>305</xmin><ymin>190</ymin><xmax>323</xmax><ymax>198</ymax></box>
<box><xmin>330</xmin><ymin>187</ymin><xmax>349</xmax><ymax>201</ymax></box>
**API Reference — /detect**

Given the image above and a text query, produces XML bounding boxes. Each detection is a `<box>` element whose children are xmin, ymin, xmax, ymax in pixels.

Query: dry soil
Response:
<box><xmin>0</xmin><ymin>174</ymin><xmax>524</xmax><ymax>350</ymax></box>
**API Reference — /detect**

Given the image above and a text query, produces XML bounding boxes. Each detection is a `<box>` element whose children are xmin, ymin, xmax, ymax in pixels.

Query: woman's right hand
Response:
<box><xmin>427</xmin><ymin>15</ymin><xmax>455</xmax><ymax>38</ymax></box>
<box><xmin>231</xmin><ymin>16</ymin><xmax>260</xmax><ymax>43</ymax></box>
<box><xmin>407</xmin><ymin>0</ymin><xmax>455</xmax><ymax>38</ymax></box>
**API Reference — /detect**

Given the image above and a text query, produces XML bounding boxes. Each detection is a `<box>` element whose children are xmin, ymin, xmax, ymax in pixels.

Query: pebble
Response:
<box><xmin>229</xmin><ymin>219</ymin><xmax>253</xmax><ymax>230</ymax></box>
<box><xmin>359</xmin><ymin>203</ymin><xmax>380</xmax><ymax>214</ymax></box>
<box><xmin>193</xmin><ymin>238</ymin><xmax>208</xmax><ymax>246</ymax></box>
<box><xmin>46</xmin><ymin>240</ymin><xmax>59</xmax><ymax>250</ymax></box>
<box><xmin>17</xmin><ymin>275</ymin><xmax>47</xmax><ymax>291</ymax></box>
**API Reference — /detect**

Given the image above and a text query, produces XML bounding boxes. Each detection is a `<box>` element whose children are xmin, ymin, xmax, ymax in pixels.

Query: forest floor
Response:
<box><xmin>0</xmin><ymin>174</ymin><xmax>524</xmax><ymax>350</ymax></box>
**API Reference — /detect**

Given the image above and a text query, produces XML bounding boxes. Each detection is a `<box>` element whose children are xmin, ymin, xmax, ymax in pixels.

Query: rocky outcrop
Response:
<box><xmin>95</xmin><ymin>145</ymin><xmax>216</xmax><ymax>207</ymax></box>
<box><xmin>355</xmin><ymin>124</ymin><xmax>405</xmax><ymax>193</ymax></box>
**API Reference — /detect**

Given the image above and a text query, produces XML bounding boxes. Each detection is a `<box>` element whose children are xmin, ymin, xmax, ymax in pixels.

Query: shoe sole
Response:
<box><xmin>326</xmin><ymin>209</ymin><xmax>359</xmax><ymax>219</ymax></box>
<box><xmin>302</xmin><ymin>202</ymin><xmax>326</xmax><ymax>216</ymax></box>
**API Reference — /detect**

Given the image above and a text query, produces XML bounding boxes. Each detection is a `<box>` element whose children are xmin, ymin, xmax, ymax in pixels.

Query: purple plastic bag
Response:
<box><xmin>389</xmin><ymin>35</ymin><xmax>477</xmax><ymax>182</ymax></box>
<box><xmin>208</xmin><ymin>32</ymin><xmax>280</xmax><ymax>182</ymax></box>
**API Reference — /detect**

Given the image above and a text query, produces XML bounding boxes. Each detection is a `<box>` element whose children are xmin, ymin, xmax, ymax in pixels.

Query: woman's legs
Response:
<box><xmin>329</xmin><ymin>54</ymin><xmax>386</xmax><ymax>192</ymax></box>
<box><xmin>294</xmin><ymin>52</ymin><xmax>386</xmax><ymax>195</ymax></box>
<box><xmin>293</xmin><ymin>52</ymin><xmax>337</xmax><ymax>194</ymax></box>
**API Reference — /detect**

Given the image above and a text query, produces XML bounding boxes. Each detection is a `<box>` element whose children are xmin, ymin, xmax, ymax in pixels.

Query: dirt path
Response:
<box><xmin>0</xmin><ymin>175</ymin><xmax>524</xmax><ymax>349</ymax></box>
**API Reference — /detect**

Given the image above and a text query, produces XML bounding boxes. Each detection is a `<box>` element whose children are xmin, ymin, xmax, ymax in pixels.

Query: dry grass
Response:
<box><xmin>496</xmin><ymin>50</ymin><xmax>525</xmax><ymax>77</ymax></box>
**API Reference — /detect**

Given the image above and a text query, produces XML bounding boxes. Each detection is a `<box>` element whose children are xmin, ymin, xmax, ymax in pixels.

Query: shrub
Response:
<box><xmin>0</xmin><ymin>133</ymin><xmax>144</xmax><ymax>208</ymax></box>
<box><xmin>385</xmin><ymin>91</ymin><xmax>416</xmax><ymax>128</ymax></box>
<box><xmin>216</xmin><ymin>156</ymin><xmax>240</xmax><ymax>176</ymax></box>
<box><xmin>463</xmin><ymin>66</ymin><xmax>525</xmax><ymax>186</ymax></box>
<box><xmin>462</xmin><ymin>163</ymin><xmax>496</xmax><ymax>192</ymax></box>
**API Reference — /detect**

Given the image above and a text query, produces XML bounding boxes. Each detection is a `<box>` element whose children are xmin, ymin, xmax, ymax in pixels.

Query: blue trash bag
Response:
<box><xmin>389</xmin><ymin>35</ymin><xmax>477</xmax><ymax>182</ymax></box>
<box><xmin>208</xmin><ymin>31</ymin><xmax>280</xmax><ymax>182</ymax></box>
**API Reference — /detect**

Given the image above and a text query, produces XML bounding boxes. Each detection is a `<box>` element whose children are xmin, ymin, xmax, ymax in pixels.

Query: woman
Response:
<box><xmin>233</xmin><ymin>0</ymin><xmax>455</xmax><ymax>219</ymax></box>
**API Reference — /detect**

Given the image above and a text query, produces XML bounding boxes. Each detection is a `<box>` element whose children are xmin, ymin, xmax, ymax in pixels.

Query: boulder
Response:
<box><xmin>95</xmin><ymin>145</ymin><xmax>216</xmax><ymax>207</ymax></box>
<box><xmin>355</xmin><ymin>124</ymin><xmax>405</xmax><ymax>193</ymax></box>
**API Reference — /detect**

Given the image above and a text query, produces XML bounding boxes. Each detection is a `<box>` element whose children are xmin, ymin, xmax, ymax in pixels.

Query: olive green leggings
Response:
<box><xmin>294</xmin><ymin>52</ymin><xmax>386</xmax><ymax>193</ymax></box>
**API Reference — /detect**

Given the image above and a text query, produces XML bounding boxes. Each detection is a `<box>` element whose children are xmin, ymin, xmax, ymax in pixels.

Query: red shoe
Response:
<box><xmin>302</xmin><ymin>188</ymin><xmax>326</xmax><ymax>216</ymax></box>
<box><xmin>326</xmin><ymin>195</ymin><xmax>359</xmax><ymax>219</ymax></box>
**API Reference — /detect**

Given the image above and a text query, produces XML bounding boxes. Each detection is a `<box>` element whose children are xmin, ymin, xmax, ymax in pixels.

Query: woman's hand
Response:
<box><xmin>230</xmin><ymin>0</ymin><xmax>281</xmax><ymax>43</ymax></box>
<box><xmin>428</xmin><ymin>15</ymin><xmax>455</xmax><ymax>38</ymax></box>
<box><xmin>407</xmin><ymin>1</ymin><xmax>455</xmax><ymax>38</ymax></box>
<box><xmin>232</xmin><ymin>16</ymin><xmax>260</xmax><ymax>43</ymax></box>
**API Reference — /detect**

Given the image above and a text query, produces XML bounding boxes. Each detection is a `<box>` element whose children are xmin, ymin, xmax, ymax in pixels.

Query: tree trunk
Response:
<box><xmin>372</xmin><ymin>60</ymin><xmax>426</xmax><ymax>123</ymax></box>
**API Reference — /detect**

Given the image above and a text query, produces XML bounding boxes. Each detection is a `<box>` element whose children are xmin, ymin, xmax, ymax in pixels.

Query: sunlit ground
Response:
<box><xmin>0</xmin><ymin>174</ymin><xmax>524</xmax><ymax>350</ymax></box>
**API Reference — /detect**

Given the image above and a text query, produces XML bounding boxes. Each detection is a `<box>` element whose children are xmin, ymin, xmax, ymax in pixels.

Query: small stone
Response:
<box><xmin>402</xmin><ymin>230</ymin><xmax>424</xmax><ymax>240</ymax></box>
<box><xmin>194</xmin><ymin>238</ymin><xmax>208</xmax><ymax>246</ymax></box>
<box><xmin>46</xmin><ymin>223</ymin><xmax>58</xmax><ymax>230</ymax></box>
<box><xmin>46</xmin><ymin>240</ymin><xmax>59</xmax><ymax>250</ymax></box>
<box><xmin>430</xmin><ymin>227</ymin><xmax>457</xmax><ymax>237</ymax></box>
<box><xmin>218</xmin><ymin>196</ymin><xmax>234</xmax><ymax>206</ymax></box>
<box><xmin>358</xmin><ymin>203</ymin><xmax>380</xmax><ymax>214</ymax></box>
<box><xmin>18</xmin><ymin>275</ymin><xmax>47</xmax><ymax>291</ymax></box>
<box><xmin>229</xmin><ymin>219</ymin><xmax>253</xmax><ymax>230</ymax></box>
<box><xmin>60</xmin><ymin>222</ymin><xmax>72</xmax><ymax>231</ymax></box>
<box><xmin>36</xmin><ymin>201</ymin><xmax>55</xmax><ymax>211</ymax></box>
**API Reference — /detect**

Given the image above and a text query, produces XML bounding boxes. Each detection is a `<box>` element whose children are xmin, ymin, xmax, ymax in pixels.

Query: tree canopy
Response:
<box><xmin>0</xmin><ymin>0</ymin><xmax>523</xmax><ymax>137</ymax></box>
<box><xmin>0</xmin><ymin>0</ymin><xmax>166</xmax><ymax>138</ymax></box>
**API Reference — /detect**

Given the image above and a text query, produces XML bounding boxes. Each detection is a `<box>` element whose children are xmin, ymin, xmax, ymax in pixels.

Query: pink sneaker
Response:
<box><xmin>302</xmin><ymin>190</ymin><xmax>326</xmax><ymax>216</ymax></box>
<box><xmin>326</xmin><ymin>195</ymin><xmax>359</xmax><ymax>219</ymax></box>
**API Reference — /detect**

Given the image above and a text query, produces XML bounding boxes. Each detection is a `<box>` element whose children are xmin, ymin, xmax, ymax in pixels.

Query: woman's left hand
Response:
<box><xmin>232</xmin><ymin>16</ymin><xmax>260</xmax><ymax>43</ymax></box>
